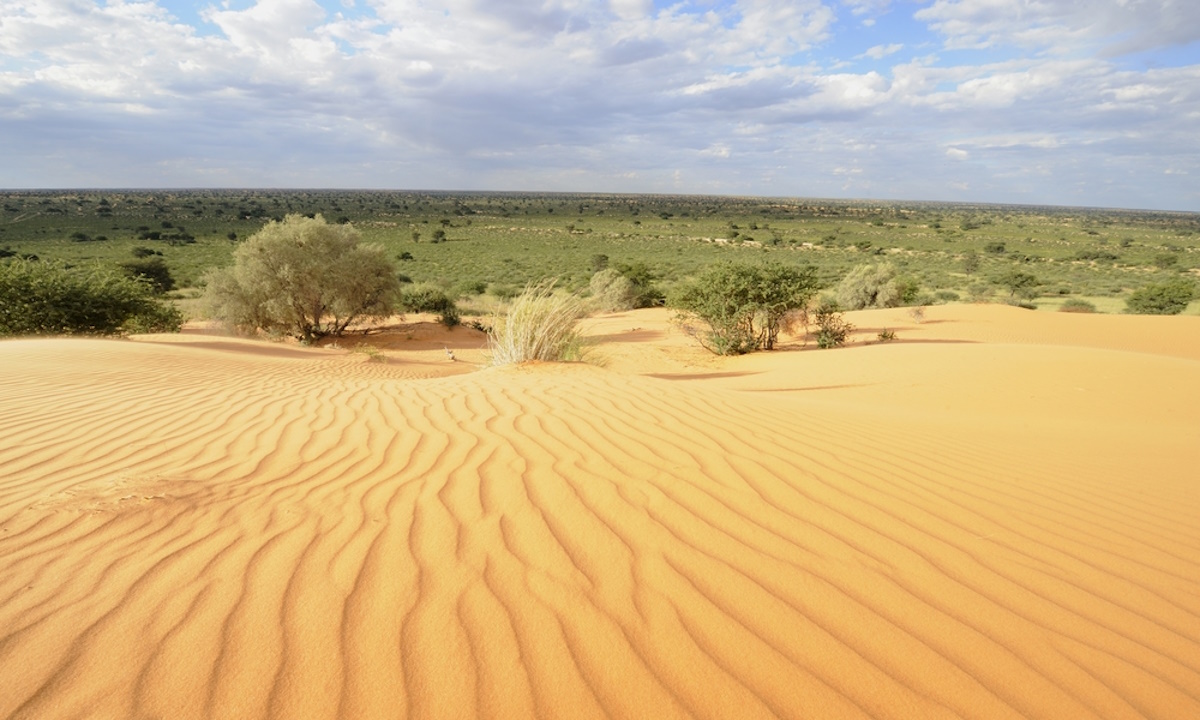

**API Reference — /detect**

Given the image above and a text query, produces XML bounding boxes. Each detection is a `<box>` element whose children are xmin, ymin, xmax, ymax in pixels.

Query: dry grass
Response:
<box><xmin>487</xmin><ymin>281</ymin><xmax>589</xmax><ymax>365</ymax></box>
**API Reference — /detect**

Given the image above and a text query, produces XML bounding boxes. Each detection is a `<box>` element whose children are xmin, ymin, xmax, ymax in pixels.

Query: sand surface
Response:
<box><xmin>1</xmin><ymin>305</ymin><xmax>1197</xmax><ymax>719</ymax></box>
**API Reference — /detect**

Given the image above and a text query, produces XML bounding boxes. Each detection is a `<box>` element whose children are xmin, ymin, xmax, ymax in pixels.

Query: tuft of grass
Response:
<box><xmin>487</xmin><ymin>281</ymin><xmax>589</xmax><ymax>366</ymax></box>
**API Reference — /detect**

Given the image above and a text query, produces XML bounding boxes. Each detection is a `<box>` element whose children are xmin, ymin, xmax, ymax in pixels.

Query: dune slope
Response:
<box><xmin>1</xmin><ymin>306</ymin><xmax>1198</xmax><ymax>719</ymax></box>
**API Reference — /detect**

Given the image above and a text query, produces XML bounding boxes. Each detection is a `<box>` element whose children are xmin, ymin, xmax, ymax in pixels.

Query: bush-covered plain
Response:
<box><xmin>3</xmin><ymin>190</ymin><xmax>1198</xmax><ymax>318</ymax></box>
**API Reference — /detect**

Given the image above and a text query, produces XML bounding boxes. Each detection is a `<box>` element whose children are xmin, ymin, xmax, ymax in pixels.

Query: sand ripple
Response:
<box><xmin>1</xmin><ymin>314</ymin><xmax>1197</xmax><ymax>719</ymax></box>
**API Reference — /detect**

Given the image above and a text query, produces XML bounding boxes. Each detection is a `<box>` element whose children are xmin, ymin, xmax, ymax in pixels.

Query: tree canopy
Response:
<box><xmin>204</xmin><ymin>214</ymin><xmax>400</xmax><ymax>343</ymax></box>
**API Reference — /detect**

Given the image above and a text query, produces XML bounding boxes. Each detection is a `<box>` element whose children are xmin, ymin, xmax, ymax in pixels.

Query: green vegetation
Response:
<box><xmin>834</xmin><ymin>262</ymin><xmax>901</xmax><ymax>310</ymax></box>
<box><xmin>1059</xmin><ymin>298</ymin><xmax>1097</xmax><ymax>313</ymax></box>
<box><xmin>398</xmin><ymin>285</ymin><xmax>460</xmax><ymax>327</ymax></box>
<box><xmin>0</xmin><ymin>258</ymin><xmax>182</xmax><ymax>336</ymax></box>
<box><xmin>203</xmin><ymin>214</ymin><xmax>399</xmax><ymax>343</ymax></box>
<box><xmin>1125</xmin><ymin>279</ymin><xmax>1196</xmax><ymax>315</ymax></box>
<box><xmin>2</xmin><ymin>190</ymin><xmax>1197</xmax><ymax>333</ymax></box>
<box><xmin>488</xmin><ymin>282</ymin><xmax>589</xmax><ymax>365</ymax></box>
<box><xmin>814</xmin><ymin>301</ymin><xmax>854</xmax><ymax>349</ymax></box>
<box><xmin>671</xmin><ymin>261</ymin><xmax>819</xmax><ymax>355</ymax></box>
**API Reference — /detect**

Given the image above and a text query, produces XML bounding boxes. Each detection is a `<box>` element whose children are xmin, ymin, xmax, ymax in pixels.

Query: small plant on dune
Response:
<box><xmin>877</xmin><ymin>328</ymin><xmax>897</xmax><ymax>342</ymax></box>
<box><xmin>813</xmin><ymin>300</ymin><xmax>853</xmax><ymax>349</ymax></box>
<box><xmin>672</xmin><ymin>261</ymin><xmax>819</xmax><ymax>355</ymax></box>
<box><xmin>488</xmin><ymin>281</ymin><xmax>590</xmax><ymax>365</ymax></box>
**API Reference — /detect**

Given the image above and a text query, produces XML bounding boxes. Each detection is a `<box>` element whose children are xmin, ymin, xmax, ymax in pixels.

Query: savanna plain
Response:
<box><xmin>1</xmin><ymin>191</ymin><xmax>1199</xmax><ymax>719</ymax></box>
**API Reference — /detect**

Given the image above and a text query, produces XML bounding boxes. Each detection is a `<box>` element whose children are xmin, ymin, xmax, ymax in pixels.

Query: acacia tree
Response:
<box><xmin>672</xmin><ymin>261</ymin><xmax>819</xmax><ymax>355</ymax></box>
<box><xmin>204</xmin><ymin>214</ymin><xmax>399</xmax><ymax>343</ymax></box>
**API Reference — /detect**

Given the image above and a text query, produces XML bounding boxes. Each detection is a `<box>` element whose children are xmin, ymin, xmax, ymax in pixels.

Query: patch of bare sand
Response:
<box><xmin>0</xmin><ymin>305</ymin><xmax>1197</xmax><ymax>719</ymax></box>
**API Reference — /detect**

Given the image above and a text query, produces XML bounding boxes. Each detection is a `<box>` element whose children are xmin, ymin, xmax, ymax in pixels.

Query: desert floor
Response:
<box><xmin>1</xmin><ymin>304</ymin><xmax>1198</xmax><ymax>719</ymax></box>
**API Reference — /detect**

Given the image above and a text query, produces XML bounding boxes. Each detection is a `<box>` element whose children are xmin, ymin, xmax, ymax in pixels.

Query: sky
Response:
<box><xmin>1</xmin><ymin>0</ymin><xmax>1198</xmax><ymax>210</ymax></box>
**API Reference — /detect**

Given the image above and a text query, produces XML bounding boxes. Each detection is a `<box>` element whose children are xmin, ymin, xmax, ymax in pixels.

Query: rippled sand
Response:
<box><xmin>2</xmin><ymin>305</ymin><xmax>1197</xmax><ymax>719</ymax></box>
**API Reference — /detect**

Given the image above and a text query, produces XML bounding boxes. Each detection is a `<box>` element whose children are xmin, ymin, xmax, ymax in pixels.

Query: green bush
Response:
<box><xmin>672</xmin><ymin>261</ymin><xmax>818</xmax><ymax>355</ymax></box>
<box><xmin>1125</xmin><ymin>279</ymin><xmax>1196</xmax><ymax>315</ymax></box>
<box><xmin>203</xmin><ymin>214</ymin><xmax>399</xmax><ymax>343</ymax></box>
<box><xmin>119</xmin><ymin>256</ymin><xmax>175</xmax><ymax>294</ymax></box>
<box><xmin>588</xmin><ymin>268</ymin><xmax>638</xmax><ymax>311</ymax></box>
<box><xmin>834</xmin><ymin>263</ymin><xmax>901</xmax><ymax>310</ymax></box>
<box><xmin>0</xmin><ymin>258</ymin><xmax>181</xmax><ymax>336</ymax></box>
<box><xmin>399</xmin><ymin>285</ymin><xmax>460</xmax><ymax>327</ymax></box>
<box><xmin>814</xmin><ymin>301</ymin><xmax>853</xmax><ymax>349</ymax></box>
<box><xmin>1059</xmin><ymin>298</ymin><xmax>1097</xmax><ymax>313</ymax></box>
<box><xmin>488</xmin><ymin>281</ymin><xmax>589</xmax><ymax>365</ymax></box>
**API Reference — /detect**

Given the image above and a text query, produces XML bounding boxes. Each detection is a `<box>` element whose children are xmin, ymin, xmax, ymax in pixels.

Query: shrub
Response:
<box><xmin>399</xmin><ymin>285</ymin><xmax>460</xmax><ymax>327</ymax></box>
<box><xmin>672</xmin><ymin>261</ymin><xmax>819</xmax><ymax>355</ymax></box>
<box><xmin>119</xmin><ymin>256</ymin><xmax>175</xmax><ymax>294</ymax></box>
<box><xmin>814</xmin><ymin>301</ymin><xmax>853</xmax><ymax>349</ymax></box>
<box><xmin>203</xmin><ymin>214</ymin><xmax>399</xmax><ymax>343</ymax></box>
<box><xmin>1059</xmin><ymin>298</ymin><xmax>1097</xmax><ymax>313</ymax></box>
<box><xmin>588</xmin><ymin>268</ymin><xmax>638</xmax><ymax>311</ymax></box>
<box><xmin>834</xmin><ymin>263</ymin><xmax>901</xmax><ymax>310</ymax></box>
<box><xmin>0</xmin><ymin>258</ymin><xmax>181</xmax><ymax>336</ymax></box>
<box><xmin>1125</xmin><ymin>279</ymin><xmax>1196</xmax><ymax>315</ymax></box>
<box><xmin>995</xmin><ymin>270</ymin><xmax>1039</xmax><ymax>300</ymax></box>
<box><xmin>612</xmin><ymin>261</ymin><xmax>665</xmax><ymax>308</ymax></box>
<box><xmin>488</xmin><ymin>281</ymin><xmax>589</xmax><ymax>365</ymax></box>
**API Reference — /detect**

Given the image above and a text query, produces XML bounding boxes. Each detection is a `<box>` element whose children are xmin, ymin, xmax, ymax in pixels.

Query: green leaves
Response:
<box><xmin>0</xmin><ymin>259</ymin><xmax>181</xmax><ymax>336</ymax></box>
<box><xmin>672</xmin><ymin>261</ymin><xmax>819</xmax><ymax>355</ymax></box>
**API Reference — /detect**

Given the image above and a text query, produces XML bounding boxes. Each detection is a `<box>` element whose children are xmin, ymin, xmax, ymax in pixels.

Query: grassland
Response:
<box><xmin>2</xmin><ymin>189</ymin><xmax>1198</xmax><ymax>314</ymax></box>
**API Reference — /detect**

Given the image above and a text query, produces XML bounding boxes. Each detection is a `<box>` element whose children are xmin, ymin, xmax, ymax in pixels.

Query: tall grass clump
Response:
<box><xmin>488</xmin><ymin>281</ymin><xmax>589</xmax><ymax>365</ymax></box>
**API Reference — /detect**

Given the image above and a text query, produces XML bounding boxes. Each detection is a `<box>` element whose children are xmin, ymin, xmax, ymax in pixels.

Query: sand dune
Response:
<box><xmin>1</xmin><ymin>305</ymin><xmax>1197</xmax><ymax>719</ymax></box>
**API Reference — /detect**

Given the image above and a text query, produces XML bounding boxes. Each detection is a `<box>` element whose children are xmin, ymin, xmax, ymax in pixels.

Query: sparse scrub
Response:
<box><xmin>488</xmin><ymin>281</ymin><xmax>589</xmax><ymax>365</ymax></box>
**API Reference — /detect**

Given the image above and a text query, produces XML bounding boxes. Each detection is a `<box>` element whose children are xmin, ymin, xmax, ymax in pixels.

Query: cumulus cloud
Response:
<box><xmin>0</xmin><ymin>0</ymin><xmax>1196</xmax><ymax>208</ymax></box>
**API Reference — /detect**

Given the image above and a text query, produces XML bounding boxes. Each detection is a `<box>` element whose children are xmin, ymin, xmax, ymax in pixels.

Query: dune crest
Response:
<box><xmin>1</xmin><ymin>306</ymin><xmax>1198</xmax><ymax>719</ymax></box>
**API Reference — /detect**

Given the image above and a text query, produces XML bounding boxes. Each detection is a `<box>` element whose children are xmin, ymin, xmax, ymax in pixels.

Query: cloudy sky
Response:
<box><xmin>1</xmin><ymin>0</ymin><xmax>1198</xmax><ymax>210</ymax></box>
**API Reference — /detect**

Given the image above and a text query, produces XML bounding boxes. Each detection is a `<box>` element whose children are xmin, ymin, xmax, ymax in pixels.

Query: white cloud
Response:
<box><xmin>0</xmin><ymin>0</ymin><xmax>1196</xmax><ymax>209</ymax></box>
<box><xmin>916</xmin><ymin>0</ymin><xmax>1200</xmax><ymax>55</ymax></box>
<box><xmin>860</xmin><ymin>43</ymin><xmax>903</xmax><ymax>60</ymax></box>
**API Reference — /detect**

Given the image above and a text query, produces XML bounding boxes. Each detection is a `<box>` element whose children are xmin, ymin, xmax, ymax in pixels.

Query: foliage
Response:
<box><xmin>0</xmin><ymin>258</ymin><xmax>181</xmax><ymax>336</ymax></box>
<box><xmin>1125</xmin><ymin>279</ymin><xmax>1196</xmax><ymax>315</ymax></box>
<box><xmin>589</xmin><ymin>268</ymin><xmax>638</xmax><ymax>311</ymax></box>
<box><xmin>672</xmin><ymin>261</ymin><xmax>819</xmax><ymax>355</ymax></box>
<box><xmin>203</xmin><ymin>214</ymin><xmax>399</xmax><ymax>343</ymax></box>
<box><xmin>995</xmin><ymin>270</ymin><xmax>1039</xmax><ymax>299</ymax></box>
<box><xmin>1059</xmin><ymin>298</ymin><xmax>1097</xmax><ymax>313</ymax></box>
<box><xmin>612</xmin><ymin>261</ymin><xmax>665</xmax><ymax>308</ymax></box>
<box><xmin>834</xmin><ymin>262</ymin><xmax>901</xmax><ymax>310</ymax></box>
<box><xmin>398</xmin><ymin>284</ymin><xmax>460</xmax><ymax>327</ymax></box>
<box><xmin>488</xmin><ymin>281</ymin><xmax>589</xmax><ymax>365</ymax></box>
<box><xmin>119</xmin><ymin>256</ymin><xmax>175</xmax><ymax>294</ymax></box>
<box><xmin>814</xmin><ymin>301</ymin><xmax>853</xmax><ymax>349</ymax></box>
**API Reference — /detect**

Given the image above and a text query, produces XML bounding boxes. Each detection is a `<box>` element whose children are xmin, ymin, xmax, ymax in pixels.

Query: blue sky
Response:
<box><xmin>1</xmin><ymin>0</ymin><xmax>1198</xmax><ymax>210</ymax></box>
